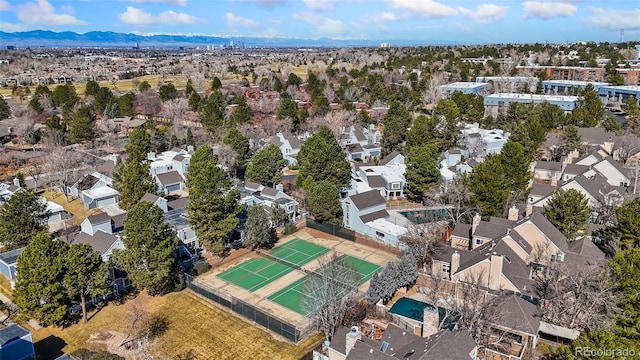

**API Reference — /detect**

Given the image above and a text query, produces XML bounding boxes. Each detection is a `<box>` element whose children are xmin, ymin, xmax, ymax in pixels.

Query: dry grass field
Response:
<box><xmin>32</xmin><ymin>290</ymin><xmax>322</xmax><ymax>360</ymax></box>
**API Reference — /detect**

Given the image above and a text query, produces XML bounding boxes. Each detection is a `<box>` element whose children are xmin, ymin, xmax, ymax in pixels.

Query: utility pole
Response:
<box><xmin>634</xmin><ymin>160</ymin><xmax>638</xmax><ymax>195</ymax></box>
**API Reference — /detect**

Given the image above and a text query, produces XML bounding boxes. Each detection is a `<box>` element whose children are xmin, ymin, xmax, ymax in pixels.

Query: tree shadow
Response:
<box><xmin>34</xmin><ymin>335</ymin><xmax>67</xmax><ymax>360</ymax></box>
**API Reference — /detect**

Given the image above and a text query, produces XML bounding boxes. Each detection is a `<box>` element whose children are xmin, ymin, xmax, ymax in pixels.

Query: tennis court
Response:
<box><xmin>216</xmin><ymin>238</ymin><xmax>330</xmax><ymax>292</ymax></box>
<box><xmin>267</xmin><ymin>254</ymin><xmax>381</xmax><ymax>315</ymax></box>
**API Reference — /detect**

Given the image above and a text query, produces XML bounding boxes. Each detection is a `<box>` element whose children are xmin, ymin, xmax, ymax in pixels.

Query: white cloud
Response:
<box><xmin>458</xmin><ymin>4</ymin><xmax>508</xmax><ymax>24</ymax></box>
<box><xmin>292</xmin><ymin>12</ymin><xmax>324</xmax><ymax>25</ymax></box>
<box><xmin>522</xmin><ymin>1</ymin><xmax>576</xmax><ymax>20</ymax></box>
<box><xmin>235</xmin><ymin>0</ymin><xmax>285</xmax><ymax>9</ymax></box>
<box><xmin>0</xmin><ymin>22</ymin><xmax>28</xmax><ymax>32</ymax></box>
<box><xmin>118</xmin><ymin>6</ymin><xmax>202</xmax><ymax>25</ymax></box>
<box><xmin>225</xmin><ymin>13</ymin><xmax>260</xmax><ymax>28</ymax></box>
<box><xmin>0</xmin><ymin>0</ymin><xmax>11</xmax><ymax>11</ymax></box>
<box><xmin>385</xmin><ymin>0</ymin><xmax>457</xmax><ymax>19</ymax></box>
<box><xmin>304</xmin><ymin>0</ymin><xmax>334</xmax><ymax>11</ymax></box>
<box><xmin>367</xmin><ymin>11</ymin><xmax>407</xmax><ymax>22</ymax></box>
<box><xmin>586</xmin><ymin>7</ymin><xmax>640</xmax><ymax>31</ymax></box>
<box><xmin>60</xmin><ymin>5</ymin><xmax>75</xmax><ymax>15</ymax></box>
<box><xmin>127</xmin><ymin>0</ymin><xmax>188</xmax><ymax>5</ymax></box>
<box><xmin>15</xmin><ymin>0</ymin><xmax>86</xmax><ymax>25</ymax></box>
<box><xmin>292</xmin><ymin>12</ymin><xmax>348</xmax><ymax>37</ymax></box>
<box><xmin>316</xmin><ymin>18</ymin><xmax>347</xmax><ymax>36</ymax></box>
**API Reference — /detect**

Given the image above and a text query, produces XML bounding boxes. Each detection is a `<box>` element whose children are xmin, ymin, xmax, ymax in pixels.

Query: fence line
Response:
<box><xmin>305</xmin><ymin>219</ymin><xmax>356</xmax><ymax>241</ymax></box>
<box><xmin>185</xmin><ymin>274</ymin><xmax>314</xmax><ymax>344</ymax></box>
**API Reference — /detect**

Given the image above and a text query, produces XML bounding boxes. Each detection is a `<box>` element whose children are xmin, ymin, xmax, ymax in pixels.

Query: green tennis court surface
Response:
<box><xmin>267</xmin><ymin>254</ymin><xmax>381</xmax><ymax>315</ymax></box>
<box><xmin>216</xmin><ymin>238</ymin><xmax>330</xmax><ymax>292</ymax></box>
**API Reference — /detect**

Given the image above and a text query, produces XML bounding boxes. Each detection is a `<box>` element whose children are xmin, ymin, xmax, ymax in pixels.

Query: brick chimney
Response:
<box><xmin>345</xmin><ymin>326</ymin><xmax>361</xmax><ymax>356</ymax></box>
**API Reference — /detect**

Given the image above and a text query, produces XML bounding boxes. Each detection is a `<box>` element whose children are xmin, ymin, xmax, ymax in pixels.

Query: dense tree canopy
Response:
<box><xmin>568</xmin><ymin>84</ymin><xmax>605</xmax><ymax>127</ymax></box>
<box><xmin>201</xmin><ymin>90</ymin><xmax>226</xmax><ymax>131</ymax></box>
<box><xmin>222</xmin><ymin>128</ymin><xmax>252</xmax><ymax>177</ymax></box>
<box><xmin>405</xmin><ymin>144</ymin><xmax>440</xmax><ymax>203</ymax></box>
<box><xmin>69</xmin><ymin>106</ymin><xmax>96</xmax><ymax>143</ymax></box>
<box><xmin>0</xmin><ymin>189</ymin><xmax>48</xmax><ymax>251</ymax></box>
<box><xmin>158</xmin><ymin>82</ymin><xmax>178</xmax><ymax>102</ymax></box>
<box><xmin>466</xmin><ymin>154</ymin><xmax>508</xmax><ymax>218</ymax></box>
<box><xmin>297</xmin><ymin>126</ymin><xmax>350</xmax><ymax>188</ymax></box>
<box><xmin>187</xmin><ymin>145</ymin><xmax>242</xmax><ymax>253</ymax></box>
<box><xmin>603</xmin><ymin>197</ymin><xmax>640</xmax><ymax>251</ymax></box>
<box><xmin>114</xmin><ymin>201</ymin><xmax>180</xmax><ymax>294</ymax></box>
<box><xmin>63</xmin><ymin>243</ymin><xmax>110</xmax><ymax>323</ymax></box>
<box><xmin>244</xmin><ymin>205</ymin><xmax>277</xmax><ymax>249</ymax></box>
<box><xmin>245</xmin><ymin>144</ymin><xmax>286</xmax><ymax>187</ymax></box>
<box><xmin>14</xmin><ymin>233</ymin><xmax>69</xmax><ymax>326</ymax></box>
<box><xmin>309</xmin><ymin>180</ymin><xmax>341</xmax><ymax>224</ymax></box>
<box><xmin>543</xmin><ymin>189</ymin><xmax>591</xmax><ymax>241</ymax></box>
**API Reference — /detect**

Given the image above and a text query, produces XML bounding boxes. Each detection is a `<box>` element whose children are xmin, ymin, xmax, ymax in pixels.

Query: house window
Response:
<box><xmin>167</xmin><ymin>166</ymin><xmax>173</xmax><ymax>171</ymax></box>
<box><xmin>391</xmin><ymin>183</ymin><xmax>401</xmax><ymax>190</ymax></box>
<box><xmin>442</xmin><ymin>263</ymin><xmax>451</xmax><ymax>273</ymax></box>
<box><xmin>375</xmin><ymin>231</ymin><xmax>385</xmax><ymax>238</ymax></box>
<box><xmin>475</xmin><ymin>237</ymin><xmax>482</xmax><ymax>246</ymax></box>
<box><xmin>344</xmin><ymin>202</ymin><xmax>350</xmax><ymax>226</ymax></box>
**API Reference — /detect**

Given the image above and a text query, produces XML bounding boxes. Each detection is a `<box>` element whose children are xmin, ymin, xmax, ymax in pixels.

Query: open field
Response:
<box><xmin>0</xmin><ymin>275</ymin><xmax>12</xmax><ymax>301</ymax></box>
<box><xmin>32</xmin><ymin>290</ymin><xmax>321</xmax><ymax>360</ymax></box>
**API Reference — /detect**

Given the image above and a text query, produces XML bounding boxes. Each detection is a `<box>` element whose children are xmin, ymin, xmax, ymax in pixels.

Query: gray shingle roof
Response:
<box><xmin>0</xmin><ymin>324</ymin><xmax>30</xmax><ymax>345</ymax></box>
<box><xmin>72</xmin><ymin>231</ymin><xmax>118</xmax><ymax>255</ymax></box>
<box><xmin>367</xmin><ymin>175</ymin><xmax>385</xmax><ymax>188</ymax></box>
<box><xmin>488</xmin><ymin>294</ymin><xmax>541</xmax><ymax>336</ymax></box>
<box><xmin>529</xmin><ymin>212</ymin><xmax>568</xmax><ymax>251</ymax></box>
<box><xmin>87</xmin><ymin>211</ymin><xmax>110</xmax><ymax>225</ymax></box>
<box><xmin>156</xmin><ymin>171</ymin><xmax>184</xmax><ymax>186</ymax></box>
<box><xmin>360</xmin><ymin>209</ymin><xmax>389</xmax><ymax>223</ymax></box>
<box><xmin>0</xmin><ymin>247</ymin><xmax>25</xmax><ymax>265</ymax></box>
<box><xmin>349</xmin><ymin>190</ymin><xmax>386</xmax><ymax>210</ymax></box>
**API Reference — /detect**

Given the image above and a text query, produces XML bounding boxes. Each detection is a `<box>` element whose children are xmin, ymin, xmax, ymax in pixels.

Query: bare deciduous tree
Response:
<box><xmin>424</xmin><ymin>180</ymin><xmax>478</xmax><ymax>224</ymax></box>
<box><xmin>400</xmin><ymin>221</ymin><xmax>447</xmax><ymax>272</ymax></box>
<box><xmin>301</xmin><ymin>253</ymin><xmax>361</xmax><ymax>341</ymax></box>
<box><xmin>534</xmin><ymin>263</ymin><xmax>618</xmax><ymax>332</ymax></box>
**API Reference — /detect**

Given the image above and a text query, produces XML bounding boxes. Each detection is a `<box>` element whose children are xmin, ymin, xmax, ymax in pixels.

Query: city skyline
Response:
<box><xmin>0</xmin><ymin>0</ymin><xmax>639</xmax><ymax>45</ymax></box>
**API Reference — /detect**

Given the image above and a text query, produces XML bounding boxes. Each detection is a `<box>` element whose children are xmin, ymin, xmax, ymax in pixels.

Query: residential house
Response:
<box><xmin>140</xmin><ymin>193</ymin><xmax>168</xmax><ymax>212</ymax></box>
<box><xmin>148</xmin><ymin>148</ymin><xmax>192</xmax><ymax>178</ymax></box>
<box><xmin>327</xmin><ymin>324</ymin><xmax>477</xmax><ymax>360</ymax></box>
<box><xmin>164</xmin><ymin>208</ymin><xmax>199</xmax><ymax>250</ymax></box>
<box><xmin>342</xmin><ymin>190</ymin><xmax>407</xmax><ymax>247</ymax></box>
<box><xmin>476</xmin><ymin>76</ymin><xmax>539</xmax><ymax>93</ymax></box>
<box><xmin>0</xmin><ymin>247</ymin><xmax>24</xmax><ymax>288</ymax></box>
<box><xmin>68</xmin><ymin>172</ymin><xmax>112</xmax><ymax>198</ymax></box>
<box><xmin>81</xmin><ymin>185</ymin><xmax>120</xmax><ymax>209</ymax></box>
<box><xmin>340</xmin><ymin>124</ymin><xmax>382</xmax><ymax>160</ymax></box>
<box><xmin>533</xmin><ymin>160</ymin><xmax>564</xmax><ymax>186</ymax></box>
<box><xmin>459</xmin><ymin>123</ymin><xmax>510</xmax><ymax>158</ymax></box>
<box><xmin>74</xmin><ymin>207</ymin><xmax>126</xmax><ymax>261</ymax></box>
<box><xmin>239</xmin><ymin>182</ymin><xmax>299</xmax><ymax>224</ymax></box>
<box><xmin>352</xmin><ymin>152</ymin><xmax>406</xmax><ymax>200</ymax></box>
<box><xmin>155</xmin><ymin>170</ymin><xmax>186</xmax><ymax>194</ymax></box>
<box><xmin>0</xmin><ymin>324</ymin><xmax>35</xmax><ymax>360</ymax></box>
<box><xmin>269</xmin><ymin>132</ymin><xmax>301</xmax><ymax>166</ymax></box>
<box><xmin>0</xmin><ymin>183</ymin><xmax>65</xmax><ymax>224</ymax></box>
<box><xmin>435</xmin><ymin>212</ymin><xmax>605</xmax><ymax>297</ymax></box>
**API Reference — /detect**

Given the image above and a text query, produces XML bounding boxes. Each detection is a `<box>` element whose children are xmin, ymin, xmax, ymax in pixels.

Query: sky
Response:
<box><xmin>0</xmin><ymin>0</ymin><xmax>639</xmax><ymax>44</ymax></box>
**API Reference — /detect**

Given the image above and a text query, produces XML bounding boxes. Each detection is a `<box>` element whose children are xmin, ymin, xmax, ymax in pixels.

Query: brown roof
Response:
<box><xmin>349</xmin><ymin>190</ymin><xmax>386</xmax><ymax>210</ymax></box>
<box><xmin>360</xmin><ymin>209</ymin><xmax>389</xmax><ymax>223</ymax></box>
<box><xmin>140</xmin><ymin>193</ymin><xmax>161</xmax><ymax>204</ymax></box>
<box><xmin>286</xmin><ymin>135</ymin><xmax>301</xmax><ymax>150</ymax></box>
<box><xmin>76</xmin><ymin>174</ymin><xmax>100</xmax><ymax>191</ymax></box>
<box><xmin>173</xmin><ymin>154</ymin><xmax>185</xmax><ymax>162</ymax></box>
<box><xmin>567</xmin><ymin>238</ymin><xmax>605</xmax><ymax>260</ymax></box>
<box><xmin>353</xmin><ymin>125</ymin><xmax>367</xmax><ymax>142</ymax></box>
<box><xmin>72</xmin><ymin>231</ymin><xmax>118</xmax><ymax>255</ymax></box>
<box><xmin>563</xmin><ymin>163</ymin><xmax>589</xmax><ymax>176</ymax></box>
<box><xmin>530</xmin><ymin>183</ymin><xmax>556</xmax><ymax>198</ymax></box>
<box><xmin>451</xmin><ymin>223</ymin><xmax>471</xmax><ymax>240</ymax></box>
<box><xmin>347</xmin><ymin>143</ymin><xmax>364</xmax><ymax>153</ymax></box>
<box><xmin>168</xmin><ymin>196</ymin><xmax>189</xmax><ymax>210</ymax></box>
<box><xmin>156</xmin><ymin>171</ymin><xmax>184</xmax><ymax>186</ymax></box>
<box><xmin>260</xmin><ymin>186</ymin><xmax>278</xmax><ymax>197</ymax></box>
<box><xmin>111</xmin><ymin>213</ymin><xmax>126</xmax><ymax>230</ymax></box>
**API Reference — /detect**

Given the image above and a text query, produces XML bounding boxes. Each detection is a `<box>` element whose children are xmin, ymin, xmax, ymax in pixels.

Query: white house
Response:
<box><xmin>239</xmin><ymin>182</ymin><xmax>300</xmax><ymax>224</ymax></box>
<box><xmin>342</xmin><ymin>189</ymin><xmax>407</xmax><ymax>248</ymax></box>
<box><xmin>270</xmin><ymin>132</ymin><xmax>302</xmax><ymax>166</ymax></box>
<box><xmin>352</xmin><ymin>151</ymin><xmax>407</xmax><ymax>200</ymax></box>
<box><xmin>459</xmin><ymin>123</ymin><xmax>510</xmax><ymax>158</ymax></box>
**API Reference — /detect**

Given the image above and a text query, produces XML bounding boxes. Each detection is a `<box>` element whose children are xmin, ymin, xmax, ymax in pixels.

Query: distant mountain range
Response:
<box><xmin>0</xmin><ymin>30</ymin><xmax>454</xmax><ymax>49</ymax></box>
